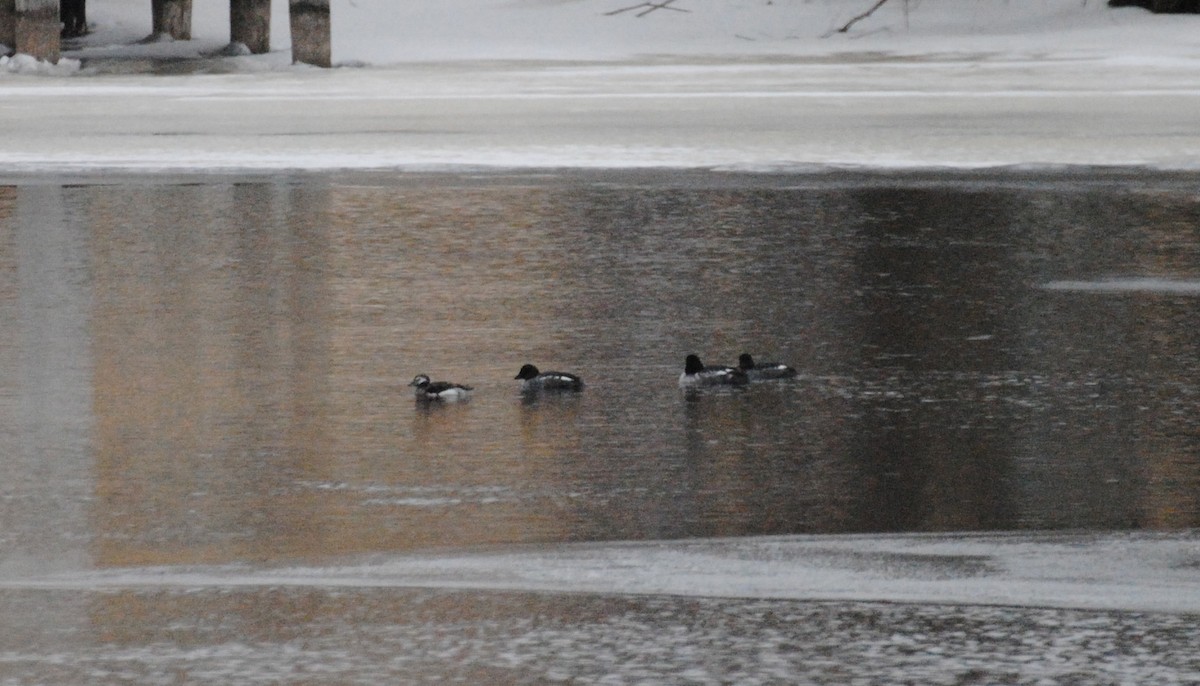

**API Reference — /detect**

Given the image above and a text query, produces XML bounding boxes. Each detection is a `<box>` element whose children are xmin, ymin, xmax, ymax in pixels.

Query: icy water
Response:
<box><xmin>1</xmin><ymin>168</ymin><xmax>1199</xmax><ymax>683</ymax></box>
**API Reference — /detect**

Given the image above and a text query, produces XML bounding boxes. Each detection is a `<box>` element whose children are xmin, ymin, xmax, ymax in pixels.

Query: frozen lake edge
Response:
<box><xmin>8</xmin><ymin>530</ymin><xmax>1200</xmax><ymax>616</ymax></box>
<box><xmin>5</xmin><ymin>164</ymin><xmax>1200</xmax><ymax>188</ymax></box>
<box><xmin>5</xmin><ymin>48</ymin><xmax>1200</xmax><ymax>172</ymax></box>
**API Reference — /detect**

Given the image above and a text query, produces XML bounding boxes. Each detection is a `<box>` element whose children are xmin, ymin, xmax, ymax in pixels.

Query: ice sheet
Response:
<box><xmin>9</xmin><ymin>531</ymin><xmax>1200</xmax><ymax>614</ymax></box>
<box><xmin>3</xmin><ymin>58</ymin><xmax>1200</xmax><ymax>172</ymax></box>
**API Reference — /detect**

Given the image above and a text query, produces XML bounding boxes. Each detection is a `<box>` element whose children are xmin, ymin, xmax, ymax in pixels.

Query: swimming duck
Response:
<box><xmin>678</xmin><ymin>354</ymin><xmax>749</xmax><ymax>387</ymax></box>
<box><xmin>408</xmin><ymin>374</ymin><xmax>473</xmax><ymax>401</ymax></box>
<box><xmin>514</xmin><ymin>364</ymin><xmax>584</xmax><ymax>392</ymax></box>
<box><xmin>737</xmin><ymin>353</ymin><xmax>797</xmax><ymax>380</ymax></box>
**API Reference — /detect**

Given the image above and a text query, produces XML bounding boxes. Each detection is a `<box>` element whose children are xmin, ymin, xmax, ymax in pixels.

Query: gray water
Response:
<box><xmin>1</xmin><ymin>169</ymin><xmax>1198</xmax><ymax>683</ymax></box>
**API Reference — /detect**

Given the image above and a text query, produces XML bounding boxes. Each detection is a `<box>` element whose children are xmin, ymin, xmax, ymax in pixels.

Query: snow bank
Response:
<box><xmin>329</xmin><ymin>0</ymin><xmax>1200</xmax><ymax>64</ymax></box>
<box><xmin>55</xmin><ymin>0</ymin><xmax>1200</xmax><ymax>67</ymax></box>
<box><xmin>1</xmin><ymin>53</ymin><xmax>81</xmax><ymax>75</ymax></box>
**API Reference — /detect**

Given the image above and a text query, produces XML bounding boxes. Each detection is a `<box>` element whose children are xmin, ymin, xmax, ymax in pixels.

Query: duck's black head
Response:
<box><xmin>515</xmin><ymin>364</ymin><xmax>540</xmax><ymax>380</ymax></box>
<box><xmin>738</xmin><ymin>353</ymin><xmax>755</xmax><ymax>370</ymax></box>
<box><xmin>684</xmin><ymin>354</ymin><xmax>705</xmax><ymax>375</ymax></box>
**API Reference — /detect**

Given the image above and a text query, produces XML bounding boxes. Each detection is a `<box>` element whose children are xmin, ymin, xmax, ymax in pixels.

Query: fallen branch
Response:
<box><xmin>833</xmin><ymin>0</ymin><xmax>891</xmax><ymax>34</ymax></box>
<box><xmin>605</xmin><ymin>0</ymin><xmax>691</xmax><ymax>18</ymax></box>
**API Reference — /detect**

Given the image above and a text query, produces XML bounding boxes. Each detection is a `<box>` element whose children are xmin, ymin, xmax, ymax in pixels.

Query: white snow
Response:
<box><xmin>42</xmin><ymin>0</ymin><xmax>1200</xmax><ymax>65</ymax></box>
<box><xmin>0</xmin><ymin>52</ymin><xmax>81</xmax><ymax>75</ymax></box>
<box><xmin>7</xmin><ymin>531</ymin><xmax>1200</xmax><ymax>614</ymax></box>
<box><xmin>1</xmin><ymin>0</ymin><xmax>1199</xmax><ymax>171</ymax></box>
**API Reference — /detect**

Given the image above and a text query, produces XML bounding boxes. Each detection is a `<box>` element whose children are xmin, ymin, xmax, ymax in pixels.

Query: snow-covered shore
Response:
<box><xmin>28</xmin><ymin>0</ymin><xmax>1200</xmax><ymax>66</ymax></box>
<box><xmin>2</xmin><ymin>1</ymin><xmax>1200</xmax><ymax>172</ymax></box>
<box><xmin>2</xmin><ymin>51</ymin><xmax>1199</xmax><ymax>172</ymax></box>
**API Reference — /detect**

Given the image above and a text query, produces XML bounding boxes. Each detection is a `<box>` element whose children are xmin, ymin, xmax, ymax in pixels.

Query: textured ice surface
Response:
<box><xmin>3</xmin><ymin>533</ymin><xmax>1199</xmax><ymax>684</ymax></box>
<box><xmin>9</xmin><ymin>531</ymin><xmax>1200</xmax><ymax>614</ymax></box>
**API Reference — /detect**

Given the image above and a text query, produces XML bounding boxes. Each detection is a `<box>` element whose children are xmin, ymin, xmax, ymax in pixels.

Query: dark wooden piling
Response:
<box><xmin>289</xmin><ymin>0</ymin><xmax>330</xmax><ymax>67</ymax></box>
<box><xmin>1</xmin><ymin>0</ymin><xmax>16</xmax><ymax>52</ymax></box>
<box><xmin>5</xmin><ymin>0</ymin><xmax>336</xmax><ymax>67</ymax></box>
<box><xmin>230</xmin><ymin>0</ymin><xmax>270</xmax><ymax>54</ymax></box>
<box><xmin>60</xmin><ymin>0</ymin><xmax>85</xmax><ymax>38</ymax></box>
<box><xmin>13</xmin><ymin>0</ymin><xmax>61</xmax><ymax>61</ymax></box>
<box><xmin>1108</xmin><ymin>0</ymin><xmax>1200</xmax><ymax>10</ymax></box>
<box><xmin>152</xmin><ymin>0</ymin><xmax>190</xmax><ymax>40</ymax></box>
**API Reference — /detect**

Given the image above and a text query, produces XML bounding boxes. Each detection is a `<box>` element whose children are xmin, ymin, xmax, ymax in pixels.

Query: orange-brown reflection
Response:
<box><xmin>89</xmin><ymin>182</ymin><xmax>338</xmax><ymax>565</ymax></box>
<box><xmin>1133</xmin><ymin>215</ymin><xmax>1200</xmax><ymax>528</ymax></box>
<box><xmin>88</xmin><ymin>181</ymin><xmax>588</xmax><ymax>567</ymax></box>
<box><xmin>53</xmin><ymin>173</ymin><xmax>1200</xmax><ymax>570</ymax></box>
<box><xmin>679</xmin><ymin>385</ymin><xmax>861</xmax><ymax>537</ymax></box>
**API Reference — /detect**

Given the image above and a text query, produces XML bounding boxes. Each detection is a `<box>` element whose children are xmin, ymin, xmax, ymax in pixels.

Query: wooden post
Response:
<box><xmin>289</xmin><ymin>0</ymin><xmax>330</xmax><ymax>67</ymax></box>
<box><xmin>59</xmin><ymin>0</ymin><xmax>84</xmax><ymax>38</ymax></box>
<box><xmin>1</xmin><ymin>0</ymin><xmax>16</xmax><ymax>52</ymax></box>
<box><xmin>230</xmin><ymin>0</ymin><xmax>270</xmax><ymax>54</ymax></box>
<box><xmin>151</xmin><ymin>0</ymin><xmax>190</xmax><ymax>40</ymax></box>
<box><xmin>14</xmin><ymin>0</ymin><xmax>60</xmax><ymax>61</ymax></box>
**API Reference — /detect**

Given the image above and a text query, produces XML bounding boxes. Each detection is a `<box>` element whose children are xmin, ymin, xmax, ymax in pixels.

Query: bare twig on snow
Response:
<box><xmin>605</xmin><ymin>0</ymin><xmax>691</xmax><ymax>18</ymax></box>
<box><xmin>831</xmin><ymin>0</ymin><xmax>892</xmax><ymax>35</ymax></box>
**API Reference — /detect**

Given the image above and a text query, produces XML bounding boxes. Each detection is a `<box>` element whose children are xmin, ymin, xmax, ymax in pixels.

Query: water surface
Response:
<box><xmin>4</xmin><ymin>169</ymin><xmax>1200</xmax><ymax>567</ymax></box>
<box><xmin>1</xmin><ymin>168</ymin><xmax>1198</xmax><ymax>682</ymax></box>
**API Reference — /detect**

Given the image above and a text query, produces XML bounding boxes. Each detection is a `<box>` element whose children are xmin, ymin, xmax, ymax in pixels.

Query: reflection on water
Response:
<box><xmin>2</xmin><ymin>170</ymin><xmax>1199</xmax><ymax>571</ymax></box>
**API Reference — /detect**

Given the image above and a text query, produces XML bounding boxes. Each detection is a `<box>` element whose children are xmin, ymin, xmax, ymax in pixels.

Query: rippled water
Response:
<box><xmin>1</xmin><ymin>168</ymin><xmax>1198</xmax><ymax>682</ymax></box>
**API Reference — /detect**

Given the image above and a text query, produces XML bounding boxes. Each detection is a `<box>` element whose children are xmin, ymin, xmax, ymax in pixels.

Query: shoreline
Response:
<box><xmin>5</xmin><ymin>52</ymin><xmax>1200</xmax><ymax>172</ymax></box>
<box><xmin>5</xmin><ymin>164</ymin><xmax>1200</xmax><ymax>188</ymax></box>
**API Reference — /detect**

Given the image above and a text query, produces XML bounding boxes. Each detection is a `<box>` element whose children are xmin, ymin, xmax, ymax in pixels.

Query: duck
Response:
<box><xmin>514</xmin><ymin>364</ymin><xmax>584</xmax><ymax>392</ymax></box>
<box><xmin>408</xmin><ymin>374</ymin><xmax>473</xmax><ymax>401</ymax></box>
<box><xmin>737</xmin><ymin>353</ymin><xmax>797</xmax><ymax>381</ymax></box>
<box><xmin>678</xmin><ymin>354</ymin><xmax>748</xmax><ymax>387</ymax></box>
